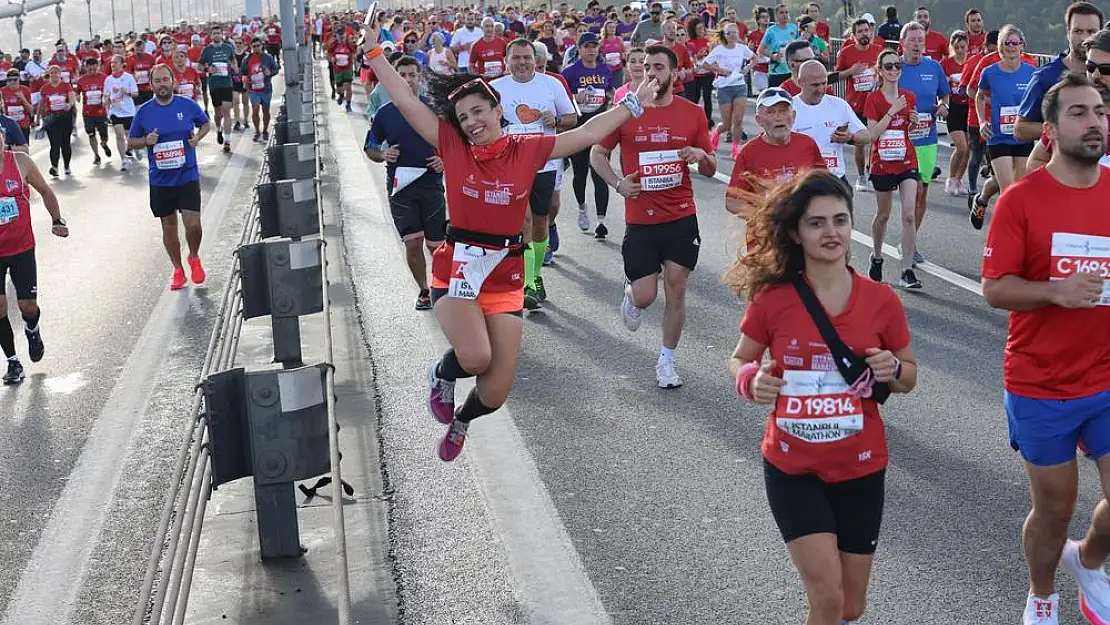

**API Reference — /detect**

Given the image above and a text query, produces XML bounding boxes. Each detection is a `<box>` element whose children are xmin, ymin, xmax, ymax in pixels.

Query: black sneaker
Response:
<box><xmin>899</xmin><ymin>269</ymin><xmax>922</xmax><ymax>289</ymax></box>
<box><xmin>262</xmin><ymin>130</ymin><xmax>270</xmax><ymax>142</ymax></box>
<box><xmin>868</xmin><ymin>254</ymin><xmax>883</xmax><ymax>282</ymax></box>
<box><xmin>233</xmin><ymin>121</ymin><xmax>241</xmax><ymax>131</ymax></box>
<box><xmin>93</xmin><ymin>155</ymin><xmax>101</xmax><ymax>165</ymax></box>
<box><xmin>933</xmin><ymin>165</ymin><xmax>942</xmax><ymax>180</ymax></box>
<box><xmin>125</xmin><ymin>149</ymin><xmax>133</xmax><ymax>158</ymax></box>
<box><xmin>3</xmin><ymin>359</ymin><xmax>23</xmax><ymax>385</ymax></box>
<box><xmin>523</xmin><ymin>287</ymin><xmax>542</xmax><ymax>310</ymax></box>
<box><xmin>969</xmin><ymin>193</ymin><xmax>986</xmax><ymax>230</ymax></box>
<box><xmin>594</xmin><ymin>222</ymin><xmax>608</xmax><ymax>239</ymax></box>
<box><xmin>415</xmin><ymin>290</ymin><xmax>432</xmax><ymax>311</ymax></box>
<box><xmin>48</xmin><ymin>166</ymin><xmax>58</xmax><ymax>177</ymax></box>
<box><xmin>216</xmin><ymin>131</ymin><xmax>224</xmax><ymax>145</ymax></box>
<box><xmin>534</xmin><ymin>276</ymin><xmax>547</xmax><ymax>302</ymax></box>
<box><xmin>102</xmin><ymin>142</ymin><xmax>112</xmax><ymax>157</ymax></box>
<box><xmin>25</xmin><ymin>329</ymin><xmax>43</xmax><ymax>362</ymax></box>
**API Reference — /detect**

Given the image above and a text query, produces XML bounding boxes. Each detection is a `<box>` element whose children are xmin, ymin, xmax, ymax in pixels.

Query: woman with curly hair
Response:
<box><xmin>726</xmin><ymin>169</ymin><xmax>917</xmax><ymax>625</ymax></box>
<box><xmin>360</xmin><ymin>15</ymin><xmax>660</xmax><ymax>462</ymax></box>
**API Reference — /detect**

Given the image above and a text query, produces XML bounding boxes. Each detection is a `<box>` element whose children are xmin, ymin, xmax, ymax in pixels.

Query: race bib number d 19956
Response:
<box><xmin>638</xmin><ymin>149</ymin><xmax>684</xmax><ymax>192</ymax></box>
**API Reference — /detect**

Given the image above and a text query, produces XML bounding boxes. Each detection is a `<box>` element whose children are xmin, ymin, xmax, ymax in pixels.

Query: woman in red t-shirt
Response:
<box><xmin>726</xmin><ymin>170</ymin><xmax>917</xmax><ymax>625</ymax></box>
<box><xmin>361</xmin><ymin>17</ymin><xmax>660</xmax><ymax>462</ymax></box>
<box><xmin>863</xmin><ymin>49</ymin><xmax>922</xmax><ymax>288</ymax></box>
<box><xmin>37</xmin><ymin>66</ymin><xmax>75</xmax><ymax>177</ymax></box>
<box><xmin>685</xmin><ymin>18</ymin><xmax>713</xmax><ymax>126</ymax></box>
<box><xmin>941</xmin><ymin>31</ymin><xmax>971</xmax><ymax>197</ymax></box>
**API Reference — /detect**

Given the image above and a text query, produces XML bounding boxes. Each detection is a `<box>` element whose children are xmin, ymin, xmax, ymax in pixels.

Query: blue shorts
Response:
<box><xmin>248</xmin><ymin>91</ymin><xmax>272</xmax><ymax>107</ymax></box>
<box><xmin>717</xmin><ymin>84</ymin><xmax>748</xmax><ymax>105</ymax></box>
<box><xmin>1005</xmin><ymin>389</ymin><xmax>1110</xmax><ymax>466</ymax></box>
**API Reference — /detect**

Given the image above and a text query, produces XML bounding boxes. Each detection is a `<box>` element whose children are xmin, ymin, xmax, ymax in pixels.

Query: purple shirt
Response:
<box><xmin>561</xmin><ymin>61</ymin><xmax>613</xmax><ymax>116</ymax></box>
<box><xmin>616</xmin><ymin>21</ymin><xmax>637</xmax><ymax>39</ymax></box>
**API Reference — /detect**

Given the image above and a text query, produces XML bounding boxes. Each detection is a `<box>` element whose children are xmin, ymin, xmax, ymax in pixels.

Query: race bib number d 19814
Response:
<box><xmin>638</xmin><ymin>149</ymin><xmax>684</xmax><ymax>192</ymax></box>
<box><xmin>775</xmin><ymin>369</ymin><xmax>864</xmax><ymax>443</ymax></box>
<box><xmin>1050</xmin><ymin>231</ymin><xmax>1110</xmax><ymax>305</ymax></box>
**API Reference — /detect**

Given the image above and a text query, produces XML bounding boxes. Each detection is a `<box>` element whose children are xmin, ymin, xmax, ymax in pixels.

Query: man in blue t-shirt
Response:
<box><xmin>898</xmin><ymin>21</ymin><xmax>949</xmax><ymax>268</ymax></box>
<box><xmin>0</xmin><ymin>115</ymin><xmax>27</xmax><ymax>152</ymax></box>
<box><xmin>128</xmin><ymin>64</ymin><xmax>211</xmax><ymax>291</ymax></box>
<box><xmin>758</xmin><ymin>4</ymin><xmax>799</xmax><ymax>87</ymax></box>
<box><xmin>1015</xmin><ymin>1</ymin><xmax>1103</xmax><ymax>141</ymax></box>
<box><xmin>364</xmin><ymin>56</ymin><xmax>445</xmax><ymax>311</ymax></box>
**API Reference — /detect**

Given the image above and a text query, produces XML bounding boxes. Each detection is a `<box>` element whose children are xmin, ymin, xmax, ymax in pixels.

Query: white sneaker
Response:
<box><xmin>656</xmin><ymin>357</ymin><xmax>683</xmax><ymax>389</ymax></box>
<box><xmin>1063</xmin><ymin>539</ymin><xmax>1110</xmax><ymax>624</ymax></box>
<box><xmin>120</xmin><ymin>160</ymin><xmax>128</xmax><ymax>171</ymax></box>
<box><xmin>577</xmin><ymin>208</ymin><xmax>590</xmax><ymax>231</ymax></box>
<box><xmin>1023</xmin><ymin>592</ymin><xmax>1059</xmax><ymax>625</ymax></box>
<box><xmin>620</xmin><ymin>284</ymin><xmax>642</xmax><ymax>331</ymax></box>
<box><xmin>945</xmin><ymin>177</ymin><xmax>960</xmax><ymax>196</ymax></box>
<box><xmin>854</xmin><ymin>177</ymin><xmax>869</xmax><ymax>193</ymax></box>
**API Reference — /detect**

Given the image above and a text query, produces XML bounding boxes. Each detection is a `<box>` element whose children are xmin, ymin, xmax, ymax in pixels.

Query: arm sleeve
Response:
<box><xmin>552</xmin><ymin>79</ymin><xmax>576</xmax><ymax>115</ymax></box>
<box><xmin>128</xmin><ymin>109</ymin><xmax>145</xmax><ymax>138</ymax></box>
<box><xmin>739</xmin><ymin>293</ymin><xmax>770</xmax><ymax>345</ymax></box>
<box><xmin>936</xmin><ymin>63</ymin><xmax>951</xmax><ymax>97</ymax></box>
<box><xmin>809</xmin><ymin>137</ymin><xmax>826</xmax><ymax>169</ymax></box>
<box><xmin>4</xmin><ymin>120</ymin><xmax>25</xmax><ymax>146</ymax></box>
<box><xmin>192</xmin><ymin>100</ymin><xmax>210</xmax><ymax>126</ymax></box>
<box><xmin>981</xmin><ymin>190</ymin><xmax>1028</xmax><ymax>279</ymax></box>
<box><xmin>1018</xmin><ymin>70</ymin><xmax>1047</xmax><ymax>121</ymax></box>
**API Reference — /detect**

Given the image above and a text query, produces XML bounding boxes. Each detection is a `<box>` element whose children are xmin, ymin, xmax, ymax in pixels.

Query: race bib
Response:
<box><xmin>580</xmin><ymin>87</ymin><xmax>606</xmax><ymax>113</ymax></box>
<box><xmin>250</xmin><ymin>72</ymin><xmax>266</xmax><ymax>90</ymax></box>
<box><xmin>212</xmin><ymin>61</ymin><xmax>230</xmax><ymax>76</ymax></box>
<box><xmin>1000</xmin><ymin>105</ymin><xmax>1019</xmax><ymax>136</ymax></box>
<box><xmin>820</xmin><ymin>147</ymin><xmax>841</xmax><ymax>173</ymax></box>
<box><xmin>48</xmin><ymin>94</ymin><xmax>65</xmax><ymax>111</ymax></box>
<box><xmin>949</xmin><ymin>72</ymin><xmax>962</xmax><ymax>87</ymax></box>
<box><xmin>0</xmin><ymin>196</ymin><xmax>18</xmax><ymax>225</ymax></box>
<box><xmin>5</xmin><ymin>105</ymin><xmax>23</xmax><ymax>121</ymax></box>
<box><xmin>851</xmin><ymin>69</ymin><xmax>875</xmax><ymax>92</ymax></box>
<box><xmin>135</xmin><ymin>70</ymin><xmax>150</xmax><ymax>84</ymax></box>
<box><xmin>1050</xmin><ymin>232</ymin><xmax>1110</xmax><ymax>305</ymax></box>
<box><xmin>483</xmin><ymin>60</ymin><xmax>503</xmax><ymax>77</ymax></box>
<box><xmin>877</xmin><ymin>129</ymin><xmax>907</xmax><ymax>162</ymax></box>
<box><xmin>604</xmin><ymin>51</ymin><xmax>622</xmax><ymax>67</ymax></box>
<box><xmin>908</xmin><ymin>112</ymin><xmax>932</xmax><ymax>141</ymax></box>
<box><xmin>638</xmin><ymin>149</ymin><xmax>684</xmax><ymax>192</ymax></box>
<box><xmin>59</xmin><ymin>71</ymin><xmax>70</xmax><ymax>83</ymax></box>
<box><xmin>177</xmin><ymin>82</ymin><xmax>195</xmax><ymax>98</ymax></box>
<box><xmin>774</xmin><ymin>370</ymin><xmax>864</xmax><ymax>443</ymax></box>
<box><xmin>335</xmin><ymin>54</ymin><xmax>349</xmax><ymax>67</ymax></box>
<box><xmin>85</xmin><ymin>89</ymin><xmax>102</xmax><ymax>105</ymax></box>
<box><xmin>506</xmin><ymin>121</ymin><xmax>545</xmax><ymax>136</ymax></box>
<box><xmin>447</xmin><ymin>244</ymin><xmax>509</xmax><ymax>300</ymax></box>
<box><xmin>153</xmin><ymin>140</ymin><xmax>186</xmax><ymax>170</ymax></box>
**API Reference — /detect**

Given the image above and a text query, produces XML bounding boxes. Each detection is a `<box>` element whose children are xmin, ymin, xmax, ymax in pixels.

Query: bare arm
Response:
<box><xmin>728</xmin><ymin>334</ymin><xmax>766</xmax><ymax>380</ymax></box>
<box><xmin>1027</xmin><ymin>139</ymin><xmax>1050</xmax><ymax>171</ymax></box>
<box><xmin>974</xmin><ymin>88</ymin><xmax>988</xmax><ymax>134</ymax></box>
<box><xmin>362</xmin><ymin>27</ymin><xmax>439</xmax><ymax>146</ymax></box>
<box><xmin>982</xmin><ymin>275</ymin><xmax>1062</xmax><ymax>311</ymax></box>
<box><xmin>589</xmin><ymin>144</ymin><xmax>619</xmax><ymax>187</ymax></box>
<box><xmin>550</xmin><ymin>104</ymin><xmax>634</xmax><ymax>160</ymax></box>
<box><xmin>1014</xmin><ymin>118</ymin><xmax>1042</xmax><ymax>143</ymax></box>
<box><xmin>887</xmin><ymin>346</ymin><xmax>917</xmax><ymax>393</ymax></box>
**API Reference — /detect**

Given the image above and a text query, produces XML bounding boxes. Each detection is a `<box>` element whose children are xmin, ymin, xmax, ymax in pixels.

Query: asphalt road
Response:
<box><xmin>337</xmin><ymin>81</ymin><xmax>1108</xmax><ymax>625</ymax></box>
<box><xmin>0</xmin><ymin>118</ymin><xmax>266</xmax><ymax>625</ymax></box>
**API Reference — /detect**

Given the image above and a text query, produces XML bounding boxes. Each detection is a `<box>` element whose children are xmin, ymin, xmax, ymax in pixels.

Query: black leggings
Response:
<box><xmin>569</xmin><ymin>143</ymin><xmax>609</xmax><ymax>218</ymax></box>
<box><xmin>968</xmin><ymin>126</ymin><xmax>986</xmax><ymax>190</ymax></box>
<box><xmin>46</xmin><ymin>114</ymin><xmax>74</xmax><ymax>169</ymax></box>
<box><xmin>685</xmin><ymin>74</ymin><xmax>714</xmax><ymax>126</ymax></box>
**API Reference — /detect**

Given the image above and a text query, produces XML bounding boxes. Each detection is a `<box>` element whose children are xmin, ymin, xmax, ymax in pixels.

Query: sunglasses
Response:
<box><xmin>447</xmin><ymin>77</ymin><xmax>497</xmax><ymax>100</ymax></box>
<box><xmin>404</xmin><ymin>39</ymin><xmax>417</xmax><ymax>43</ymax></box>
<box><xmin>1087</xmin><ymin>60</ymin><xmax>1110</xmax><ymax>76</ymax></box>
<box><xmin>650</xmin><ymin>10</ymin><xmax>661</xmax><ymax>15</ymax></box>
<box><xmin>1003</xmin><ymin>39</ymin><xmax>1023</xmax><ymax>47</ymax></box>
<box><xmin>881</xmin><ymin>62</ymin><xmax>902</xmax><ymax>70</ymax></box>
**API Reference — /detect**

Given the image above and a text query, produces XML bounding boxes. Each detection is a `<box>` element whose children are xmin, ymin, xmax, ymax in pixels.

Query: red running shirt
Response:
<box><xmin>128</xmin><ymin>53</ymin><xmax>157</xmax><ymax>92</ymax></box>
<box><xmin>599</xmin><ymin>97</ymin><xmax>713</xmax><ymax>225</ymax></box>
<box><xmin>747</xmin><ymin>29</ymin><xmax>767</xmax><ymax>73</ymax></box>
<box><xmin>173</xmin><ymin>66</ymin><xmax>202</xmax><ymax>100</ymax></box>
<box><xmin>0</xmin><ymin>86</ymin><xmax>32</xmax><ymax>128</ymax></box>
<box><xmin>728</xmin><ymin>132</ymin><xmax>825</xmax><ymax>199</ymax></box>
<box><xmin>982</xmin><ymin>167</ymin><xmax>1110</xmax><ymax>399</ymax></box>
<box><xmin>38</xmin><ymin>82</ymin><xmax>72</xmax><ymax>114</ymax></box>
<box><xmin>835</xmin><ymin>42</ymin><xmax>884</xmax><ymax>113</ymax></box>
<box><xmin>76</xmin><ymin>72</ymin><xmax>108</xmax><ymax>118</ymax></box>
<box><xmin>941</xmin><ymin>56</ymin><xmax>968</xmax><ymax>105</ymax></box>
<box><xmin>863</xmin><ymin>89</ymin><xmax>919</xmax><ymax>176</ymax></box>
<box><xmin>470</xmin><ymin>37</ymin><xmax>509</xmax><ymax>78</ymax></box>
<box><xmin>0</xmin><ymin>152</ymin><xmax>34</xmax><ymax>257</ymax></box>
<box><xmin>741</xmin><ymin>270</ymin><xmax>911</xmax><ymax>482</ymax></box>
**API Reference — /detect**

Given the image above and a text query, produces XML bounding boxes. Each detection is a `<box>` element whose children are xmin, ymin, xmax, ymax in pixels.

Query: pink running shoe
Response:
<box><xmin>730</xmin><ymin>141</ymin><xmax>741</xmax><ymax>160</ymax></box>
<box><xmin>709</xmin><ymin>125</ymin><xmax>721</xmax><ymax>151</ymax></box>
<box><xmin>427</xmin><ymin>362</ymin><xmax>456</xmax><ymax>424</ymax></box>
<box><xmin>438</xmin><ymin>420</ymin><xmax>469</xmax><ymax>462</ymax></box>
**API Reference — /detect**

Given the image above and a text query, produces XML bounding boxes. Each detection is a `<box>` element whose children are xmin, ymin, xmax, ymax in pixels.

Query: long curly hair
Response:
<box><xmin>425</xmin><ymin>70</ymin><xmax>505</xmax><ymax>139</ymax></box>
<box><xmin>723</xmin><ymin>170</ymin><xmax>854</xmax><ymax>300</ymax></box>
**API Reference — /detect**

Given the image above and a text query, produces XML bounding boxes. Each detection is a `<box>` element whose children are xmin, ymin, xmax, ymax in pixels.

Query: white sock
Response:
<box><xmin>660</xmin><ymin>347</ymin><xmax>675</xmax><ymax>361</ymax></box>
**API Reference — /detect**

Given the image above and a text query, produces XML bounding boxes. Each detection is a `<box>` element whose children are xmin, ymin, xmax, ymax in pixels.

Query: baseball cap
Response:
<box><xmin>798</xmin><ymin>16</ymin><xmax>815</xmax><ymax>29</ymax></box>
<box><xmin>577</xmin><ymin>32</ymin><xmax>599</xmax><ymax>46</ymax></box>
<box><xmin>860</xmin><ymin>12</ymin><xmax>876</xmax><ymax>24</ymax></box>
<box><xmin>756</xmin><ymin>87</ymin><xmax>793</xmax><ymax>109</ymax></box>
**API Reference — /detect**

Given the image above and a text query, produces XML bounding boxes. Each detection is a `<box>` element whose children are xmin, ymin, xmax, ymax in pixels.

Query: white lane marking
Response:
<box><xmin>329</xmin><ymin>90</ymin><xmax>615</xmax><ymax>625</ymax></box>
<box><xmin>708</xmin><ymin>169</ymin><xmax>982</xmax><ymax>296</ymax></box>
<box><xmin>0</xmin><ymin>132</ymin><xmax>254</xmax><ymax>625</ymax></box>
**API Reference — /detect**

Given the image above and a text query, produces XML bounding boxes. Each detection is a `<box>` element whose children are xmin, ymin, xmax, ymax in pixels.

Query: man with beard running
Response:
<box><xmin>128</xmin><ymin>64</ymin><xmax>211</xmax><ymax>290</ymax></box>
<box><xmin>590</xmin><ymin>45</ymin><xmax>716</xmax><ymax>388</ymax></box>
<box><xmin>199</xmin><ymin>26</ymin><xmax>238</xmax><ymax>153</ymax></box>
<box><xmin>982</xmin><ymin>72</ymin><xmax>1110</xmax><ymax>625</ymax></box>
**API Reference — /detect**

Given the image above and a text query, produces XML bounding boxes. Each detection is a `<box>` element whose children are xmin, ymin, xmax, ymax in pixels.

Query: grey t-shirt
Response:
<box><xmin>631</xmin><ymin>18</ymin><xmax>663</xmax><ymax>45</ymax></box>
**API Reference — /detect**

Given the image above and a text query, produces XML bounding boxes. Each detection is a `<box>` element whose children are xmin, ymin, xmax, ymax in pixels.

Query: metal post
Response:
<box><xmin>15</xmin><ymin>16</ymin><xmax>23</xmax><ymax>50</ymax></box>
<box><xmin>86</xmin><ymin>0</ymin><xmax>93</xmax><ymax>38</ymax></box>
<box><xmin>131</xmin><ymin>0</ymin><xmax>136</xmax><ymax>31</ymax></box>
<box><xmin>271</xmin><ymin>317</ymin><xmax>303</xmax><ymax>367</ymax></box>
<box><xmin>254</xmin><ymin>482</ymin><xmax>303</xmax><ymax>558</ymax></box>
<box><xmin>294</xmin><ymin>0</ymin><xmax>307</xmax><ymax>67</ymax></box>
<box><xmin>278</xmin><ymin>0</ymin><xmax>299</xmax><ymax>92</ymax></box>
<box><xmin>54</xmin><ymin>3</ymin><xmax>62</xmax><ymax>39</ymax></box>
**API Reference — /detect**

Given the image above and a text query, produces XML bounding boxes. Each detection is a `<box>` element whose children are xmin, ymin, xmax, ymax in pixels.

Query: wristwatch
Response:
<box><xmin>892</xmin><ymin>356</ymin><xmax>903</xmax><ymax>381</ymax></box>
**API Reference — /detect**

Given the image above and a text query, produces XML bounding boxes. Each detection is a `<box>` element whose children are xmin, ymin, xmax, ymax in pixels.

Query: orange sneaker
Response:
<box><xmin>169</xmin><ymin>267</ymin><xmax>187</xmax><ymax>290</ymax></box>
<box><xmin>187</xmin><ymin>256</ymin><xmax>206</xmax><ymax>285</ymax></box>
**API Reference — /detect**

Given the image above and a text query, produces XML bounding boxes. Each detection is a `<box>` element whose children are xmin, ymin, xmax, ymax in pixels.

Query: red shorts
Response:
<box><xmin>430</xmin><ymin>242</ymin><xmax>524</xmax><ymax>316</ymax></box>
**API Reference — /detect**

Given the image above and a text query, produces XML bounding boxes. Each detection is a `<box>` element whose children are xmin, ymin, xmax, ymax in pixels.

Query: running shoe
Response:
<box><xmin>345</xmin><ymin>101</ymin><xmax>352</xmax><ymax>113</ymax></box>
<box><xmin>216</xmin><ymin>131</ymin><xmax>223</xmax><ymax>145</ymax></box>
<box><xmin>233</xmin><ymin>121</ymin><xmax>241</xmax><ymax>131</ymax></box>
<box><xmin>854</xmin><ymin>177</ymin><xmax>870</xmax><ymax>193</ymax></box>
<box><xmin>577</xmin><ymin>208</ymin><xmax>590</xmax><ymax>232</ymax></box>
<box><xmin>64</xmin><ymin>167</ymin><xmax>71</xmax><ymax>176</ymax></box>
<box><xmin>945</xmin><ymin>177</ymin><xmax>960</xmax><ymax>196</ymax></box>
<box><xmin>620</xmin><ymin>283</ymin><xmax>642</xmax><ymax>331</ymax></box>
<box><xmin>899</xmin><ymin>269</ymin><xmax>922</xmax><ymax>289</ymax></box>
<box><xmin>125</xmin><ymin>149</ymin><xmax>133</xmax><ymax>158</ymax></box>
<box><xmin>169</xmin><ymin>267</ymin><xmax>188</xmax><ymax>290</ymax></box>
<box><xmin>93</xmin><ymin>155</ymin><xmax>102</xmax><ymax>166</ymax></box>
<box><xmin>102</xmin><ymin>142</ymin><xmax>111</xmax><ymax>157</ymax></box>
<box><xmin>595</xmin><ymin>222</ymin><xmax>608</xmax><ymax>240</ymax></box>
<box><xmin>524</xmin><ymin>286</ymin><xmax>542</xmax><ymax>310</ymax></box>
<box><xmin>656</xmin><ymin>357</ymin><xmax>683</xmax><ymax>389</ymax></box>
<box><xmin>415</xmin><ymin>289</ymin><xmax>432</xmax><ymax>310</ymax></box>
<box><xmin>868</xmin><ymin>254</ymin><xmax>883</xmax><ymax>282</ymax></box>
<box><xmin>438</xmin><ymin>419</ymin><xmax>469</xmax><ymax>462</ymax></box>
<box><xmin>120</xmin><ymin>160</ymin><xmax>129</xmax><ymax>171</ymax></box>
<box><xmin>187</xmin><ymin>256</ymin><xmax>206</xmax><ymax>285</ymax></box>
<box><xmin>262</xmin><ymin>130</ymin><xmax>270</xmax><ymax>142</ymax></box>
<box><xmin>913</xmin><ymin>249</ymin><xmax>925</xmax><ymax>266</ymax></box>
<box><xmin>1023</xmin><ymin>592</ymin><xmax>1060</xmax><ymax>625</ymax></box>
<box><xmin>725</xmin><ymin>131</ymin><xmax>733</xmax><ymax>143</ymax></box>
<box><xmin>25</xmin><ymin>328</ymin><xmax>43</xmax><ymax>363</ymax></box>
<box><xmin>549</xmin><ymin>223</ymin><xmax>560</xmax><ymax>253</ymax></box>
<box><xmin>543</xmin><ymin>247</ymin><xmax>553</xmax><ymax>266</ymax></box>
<box><xmin>2</xmin><ymin>359</ymin><xmax>23</xmax><ymax>385</ymax></box>
<box><xmin>534</xmin><ymin>276</ymin><xmax>547</xmax><ymax>302</ymax></box>
<box><xmin>48</xmin><ymin>167</ymin><xmax>57</xmax><ymax>178</ymax></box>
<box><xmin>740</xmin><ymin>131</ymin><xmax>749</xmax><ymax>141</ymax></box>
<box><xmin>730</xmin><ymin>141</ymin><xmax>740</xmax><ymax>160</ymax></box>
<box><xmin>253</xmin><ymin>131</ymin><xmax>261</xmax><ymax>143</ymax></box>
<box><xmin>933</xmin><ymin>165</ymin><xmax>942</xmax><ymax>180</ymax></box>
<box><xmin>223</xmin><ymin>141</ymin><xmax>231</xmax><ymax>154</ymax></box>
<box><xmin>1063</xmin><ymin>539</ymin><xmax>1110</xmax><ymax>625</ymax></box>
<box><xmin>709</xmin><ymin>125</ymin><xmax>721</xmax><ymax>150</ymax></box>
<box><xmin>426</xmin><ymin>362</ymin><xmax>456</xmax><ymax>424</ymax></box>
<box><xmin>959</xmin><ymin>179</ymin><xmax>972</xmax><ymax>196</ymax></box>
<box><xmin>969</xmin><ymin>193</ymin><xmax>987</xmax><ymax>230</ymax></box>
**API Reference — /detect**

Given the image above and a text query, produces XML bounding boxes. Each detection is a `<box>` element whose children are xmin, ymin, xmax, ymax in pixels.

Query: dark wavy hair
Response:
<box><xmin>723</xmin><ymin>170</ymin><xmax>854</xmax><ymax>300</ymax></box>
<box><xmin>425</xmin><ymin>71</ymin><xmax>506</xmax><ymax>138</ymax></box>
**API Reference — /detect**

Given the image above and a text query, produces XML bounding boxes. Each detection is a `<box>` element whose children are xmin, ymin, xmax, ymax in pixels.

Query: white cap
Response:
<box><xmin>861</xmin><ymin>12</ymin><xmax>875</xmax><ymax>24</ymax></box>
<box><xmin>756</xmin><ymin>86</ymin><xmax>793</xmax><ymax>109</ymax></box>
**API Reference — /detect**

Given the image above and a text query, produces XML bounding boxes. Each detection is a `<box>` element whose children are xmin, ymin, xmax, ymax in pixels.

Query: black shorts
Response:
<box><xmin>389</xmin><ymin>179</ymin><xmax>446</xmax><ymax>242</ymax></box>
<box><xmin>763</xmin><ymin>459</ymin><xmax>885</xmax><ymax>554</ymax></box>
<box><xmin>135</xmin><ymin>91</ymin><xmax>153</xmax><ymax>105</ymax></box>
<box><xmin>83</xmin><ymin>115</ymin><xmax>108</xmax><ymax>136</ymax></box>
<box><xmin>232</xmin><ymin>79</ymin><xmax>247</xmax><ymax>93</ymax></box>
<box><xmin>621</xmin><ymin>214</ymin><xmax>700</xmax><ymax>282</ymax></box>
<box><xmin>110</xmin><ymin>115</ymin><xmax>133</xmax><ymax>130</ymax></box>
<box><xmin>529</xmin><ymin>171</ymin><xmax>556</xmax><ymax>217</ymax></box>
<box><xmin>0</xmin><ymin>248</ymin><xmax>37</xmax><ymax>300</ymax></box>
<box><xmin>150</xmin><ymin>180</ymin><xmax>202</xmax><ymax>218</ymax></box>
<box><xmin>946</xmin><ymin>101</ymin><xmax>969</xmax><ymax>133</ymax></box>
<box><xmin>210</xmin><ymin>86</ymin><xmax>234</xmax><ymax>107</ymax></box>
<box><xmin>870</xmin><ymin>170</ymin><xmax>920</xmax><ymax>192</ymax></box>
<box><xmin>768</xmin><ymin>73</ymin><xmax>789</xmax><ymax>87</ymax></box>
<box><xmin>988</xmin><ymin>142</ymin><xmax>1034</xmax><ymax>160</ymax></box>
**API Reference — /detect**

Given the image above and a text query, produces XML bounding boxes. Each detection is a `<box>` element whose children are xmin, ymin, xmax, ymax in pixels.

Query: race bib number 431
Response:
<box><xmin>638</xmin><ymin>149</ymin><xmax>684</xmax><ymax>192</ymax></box>
<box><xmin>1050</xmin><ymin>231</ymin><xmax>1110</xmax><ymax>305</ymax></box>
<box><xmin>775</xmin><ymin>369</ymin><xmax>864</xmax><ymax>443</ymax></box>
